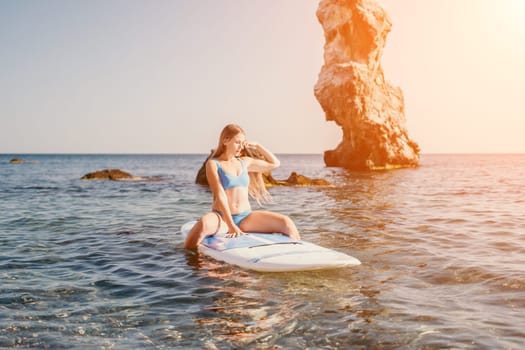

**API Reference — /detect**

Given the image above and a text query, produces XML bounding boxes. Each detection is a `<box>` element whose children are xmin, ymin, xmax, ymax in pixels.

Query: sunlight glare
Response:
<box><xmin>505</xmin><ymin>0</ymin><xmax>525</xmax><ymax>34</ymax></box>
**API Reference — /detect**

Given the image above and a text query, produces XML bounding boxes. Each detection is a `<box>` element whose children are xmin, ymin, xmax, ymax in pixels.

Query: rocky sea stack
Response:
<box><xmin>314</xmin><ymin>0</ymin><xmax>420</xmax><ymax>170</ymax></box>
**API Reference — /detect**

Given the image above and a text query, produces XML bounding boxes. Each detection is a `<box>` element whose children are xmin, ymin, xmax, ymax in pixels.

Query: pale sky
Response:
<box><xmin>1</xmin><ymin>0</ymin><xmax>524</xmax><ymax>154</ymax></box>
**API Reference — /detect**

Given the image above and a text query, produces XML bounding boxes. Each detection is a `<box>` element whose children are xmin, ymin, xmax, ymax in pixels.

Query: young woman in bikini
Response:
<box><xmin>184</xmin><ymin>124</ymin><xmax>301</xmax><ymax>249</ymax></box>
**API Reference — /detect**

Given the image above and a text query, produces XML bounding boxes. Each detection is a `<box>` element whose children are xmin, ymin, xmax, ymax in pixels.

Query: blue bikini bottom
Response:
<box><xmin>213</xmin><ymin>209</ymin><xmax>252</xmax><ymax>226</ymax></box>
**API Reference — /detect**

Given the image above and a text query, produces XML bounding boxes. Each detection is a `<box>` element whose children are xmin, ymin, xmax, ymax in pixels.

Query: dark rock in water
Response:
<box><xmin>195</xmin><ymin>154</ymin><xmax>333</xmax><ymax>187</ymax></box>
<box><xmin>81</xmin><ymin>169</ymin><xmax>141</xmax><ymax>181</ymax></box>
<box><xmin>262</xmin><ymin>172</ymin><xmax>333</xmax><ymax>187</ymax></box>
<box><xmin>195</xmin><ymin>151</ymin><xmax>213</xmax><ymax>186</ymax></box>
<box><xmin>284</xmin><ymin>172</ymin><xmax>333</xmax><ymax>187</ymax></box>
<box><xmin>10</xmin><ymin>158</ymin><xmax>27</xmax><ymax>164</ymax></box>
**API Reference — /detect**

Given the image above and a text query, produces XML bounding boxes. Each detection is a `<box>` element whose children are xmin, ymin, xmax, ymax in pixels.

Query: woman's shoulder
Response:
<box><xmin>206</xmin><ymin>158</ymin><xmax>220</xmax><ymax>168</ymax></box>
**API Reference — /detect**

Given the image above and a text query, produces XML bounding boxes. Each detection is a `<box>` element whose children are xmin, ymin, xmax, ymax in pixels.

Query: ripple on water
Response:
<box><xmin>1</xmin><ymin>154</ymin><xmax>525</xmax><ymax>348</ymax></box>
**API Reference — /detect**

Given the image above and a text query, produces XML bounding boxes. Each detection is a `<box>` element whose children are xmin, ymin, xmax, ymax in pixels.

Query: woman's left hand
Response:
<box><xmin>243</xmin><ymin>141</ymin><xmax>259</xmax><ymax>151</ymax></box>
<box><xmin>226</xmin><ymin>225</ymin><xmax>246</xmax><ymax>238</ymax></box>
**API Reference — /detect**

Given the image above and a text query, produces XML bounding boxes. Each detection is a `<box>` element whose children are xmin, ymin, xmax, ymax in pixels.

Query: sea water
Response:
<box><xmin>0</xmin><ymin>154</ymin><xmax>524</xmax><ymax>349</ymax></box>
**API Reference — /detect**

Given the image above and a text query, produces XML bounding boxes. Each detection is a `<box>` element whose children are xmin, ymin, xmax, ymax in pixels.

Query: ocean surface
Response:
<box><xmin>0</xmin><ymin>153</ymin><xmax>523</xmax><ymax>349</ymax></box>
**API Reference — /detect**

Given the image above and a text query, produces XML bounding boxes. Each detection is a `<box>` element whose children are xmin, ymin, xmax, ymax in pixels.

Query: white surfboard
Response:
<box><xmin>181</xmin><ymin>221</ymin><xmax>361</xmax><ymax>272</ymax></box>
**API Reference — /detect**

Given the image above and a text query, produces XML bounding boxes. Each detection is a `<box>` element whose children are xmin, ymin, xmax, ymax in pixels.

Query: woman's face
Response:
<box><xmin>224</xmin><ymin>133</ymin><xmax>246</xmax><ymax>156</ymax></box>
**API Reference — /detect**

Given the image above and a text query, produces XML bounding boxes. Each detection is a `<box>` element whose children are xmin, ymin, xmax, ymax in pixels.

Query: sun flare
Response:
<box><xmin>504</xmin><ymin>0</ymin><xmax>525</xmax><ymax>33</ymax></box>
<box><xmin>478</xmin><ymin>0</ymin><xmax>525</xmax><ymax>40</ymax></box>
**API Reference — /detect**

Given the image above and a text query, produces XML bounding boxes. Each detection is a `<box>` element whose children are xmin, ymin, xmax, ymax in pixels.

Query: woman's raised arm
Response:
<box><xmin>244</xmin><ymin>142</ymin><xmax>280</xmax><ymax>172</ymax></box>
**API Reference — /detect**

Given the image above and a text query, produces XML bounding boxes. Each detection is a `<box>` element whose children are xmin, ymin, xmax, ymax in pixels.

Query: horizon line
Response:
<box><xmin>2</xmin><ymin>152</ymin><xmax>525</xmax><ymax>156</ymax></box>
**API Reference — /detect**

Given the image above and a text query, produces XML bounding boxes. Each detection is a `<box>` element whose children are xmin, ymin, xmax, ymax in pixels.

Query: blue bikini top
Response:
<box><xmin>214</xmin><ymin>158</ymin><xmax>249</xmax><ymax>190</ymax></box>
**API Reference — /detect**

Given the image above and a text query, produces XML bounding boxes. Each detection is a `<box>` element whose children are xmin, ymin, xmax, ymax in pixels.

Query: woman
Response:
<box><xmin>184</xmin><ymin>124</ymin><xmax>300</xmax><ymax>249</ymax></box>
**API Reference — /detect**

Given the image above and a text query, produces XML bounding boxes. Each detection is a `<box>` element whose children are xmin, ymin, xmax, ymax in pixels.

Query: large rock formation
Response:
<box><xmin>314</xmin><ymin>0</ymin><xmax>419</xmax><ymax>170</ymax></box>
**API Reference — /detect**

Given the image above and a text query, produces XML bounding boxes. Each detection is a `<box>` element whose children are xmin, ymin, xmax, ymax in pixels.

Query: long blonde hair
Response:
<box><xmin>212</xmin><ymin>124</ymin><xmax>271</xmax><ymax>205</ymax></box>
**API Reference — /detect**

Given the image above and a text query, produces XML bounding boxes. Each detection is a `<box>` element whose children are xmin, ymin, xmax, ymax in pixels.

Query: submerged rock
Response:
<box><xmin>81</xmin><ymin>169</ymin><xmax>143</xmax><ymax>181</ymax></box>
<box><xmin>314</xmin><ymin>0</ymin><xmax>420</xmax><ymax>170</ymax></box>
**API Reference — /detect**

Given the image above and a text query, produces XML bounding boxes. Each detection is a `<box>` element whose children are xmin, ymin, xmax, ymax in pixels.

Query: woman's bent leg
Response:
<box><xmin>184</xmin><ymin>212</ymin><xmax>224</xmax><ymax>249</ymax></box>
<box><xmin>240</xmin><ymin>211</ymin><xmax>300</xmax><ymax>240</ymax></box>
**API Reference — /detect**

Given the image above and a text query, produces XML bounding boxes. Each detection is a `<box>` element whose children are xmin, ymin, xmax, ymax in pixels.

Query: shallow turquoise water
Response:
<box><xmin>1</xmin><ymin>154</ymin><xmax>524</xmax><ymax>349</ymax></box>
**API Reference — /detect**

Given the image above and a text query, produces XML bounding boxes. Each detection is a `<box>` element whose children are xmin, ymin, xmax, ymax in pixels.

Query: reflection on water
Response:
<box><xmin>308</xmin><ymin>156</ymin><xmax>525</xmax><ymax>349</ymax></box>
<box><xmin>185</xmin><ymin>264</ymin><xmax>373</xmax><ymax>348</ymax></box>
<box><xmin>185</xmin><ymin>254</ymin><xmax>295</xmax><ymax>347</ymax></box>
